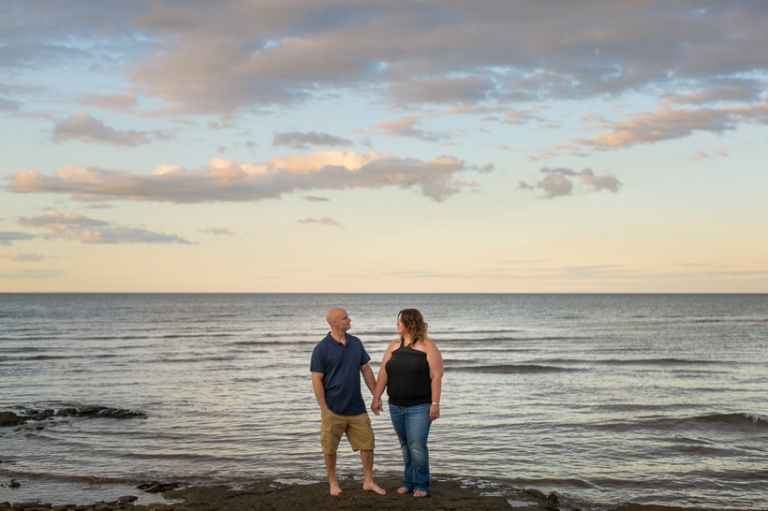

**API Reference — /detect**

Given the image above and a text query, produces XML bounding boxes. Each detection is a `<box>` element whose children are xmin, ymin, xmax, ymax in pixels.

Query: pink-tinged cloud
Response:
<box><xmin>7</xmin><ymin>151</ymin><xmax>472</xmax><ymax>203</ymax></box>
<box><xmin>75</xmin><ymin>93</ymin><xmax>139</xmax><ymax>113</ymax></box>
<box><xmin>18</xmin><ymin>209</ymin><xmax>191</xmax><ymax>244</ymax></box>
<box><xmin>2</xmin><ymin>252</ymin><xmax>45</xmax><ymax>262</ymax></box>
<box><xmin>297</xmin><ymin>217</ymin><xmax>342</xmax><ymax>227</ymax></box>
<box><xmin>372</xmin><ymin>116</ymin><xmax>447</xmax><ymax>142</ymax></box>
<box><xmin>576</xmin><ymin>103</ymin><xmax>768</xmax><ymax>149</ymax></box>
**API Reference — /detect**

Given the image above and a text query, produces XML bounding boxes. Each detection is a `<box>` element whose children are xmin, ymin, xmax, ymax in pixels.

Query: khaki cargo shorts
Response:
<box><xmin>320</xmin><ymin>406</ymin><xmax>375</xmax><ymax>454</ymax></box>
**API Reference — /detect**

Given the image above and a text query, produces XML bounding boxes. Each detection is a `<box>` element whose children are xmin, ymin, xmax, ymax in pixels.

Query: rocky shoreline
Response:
<box><xmin>0</xmin><ymin>408</ymin><xmax>147</xmax><ymax>429</ymax></box>
<box><xmin>0</xmin><ymin>477</ymin><xmax>728</xmax><ymax>511</ymax></box>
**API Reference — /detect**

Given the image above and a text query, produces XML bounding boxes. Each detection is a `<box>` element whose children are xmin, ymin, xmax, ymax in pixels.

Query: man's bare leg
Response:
<box><xmin>360</xmin><ymin>450</ymin><xmax>387</xmax><ymax>494</ymax></box>
<box><xmin>323</xmin><ymin>453</ymin><xmax>343</xmax><ymax>496</ymax></box>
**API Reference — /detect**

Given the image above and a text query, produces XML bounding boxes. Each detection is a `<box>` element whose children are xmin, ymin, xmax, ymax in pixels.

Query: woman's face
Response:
<box><xmin>396</xmin><ymin>314</ymin><xmax>407</xmax><ymax>335</ymax></box>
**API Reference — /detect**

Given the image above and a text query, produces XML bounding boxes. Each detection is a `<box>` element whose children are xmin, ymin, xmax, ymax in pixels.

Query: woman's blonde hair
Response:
<box><xmin>398</xmin><ymin>308</ymin><xmax>429</xmax><ymax>344</ymax></box>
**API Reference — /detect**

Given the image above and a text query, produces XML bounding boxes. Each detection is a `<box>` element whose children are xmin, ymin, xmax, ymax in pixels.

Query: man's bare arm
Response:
<box><xmin>360</xmin><ymin>363</ymin><xmax>376</xmax><ymax>395</ymax></box>
<box><xmin>311</xmin><ymin>371</ymin><xmax>326</xmax><ymax>409</ymax></box>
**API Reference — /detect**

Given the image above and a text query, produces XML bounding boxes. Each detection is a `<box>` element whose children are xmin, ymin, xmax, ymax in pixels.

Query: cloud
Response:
<box><xmin>297</xmin><ymin>217</ymin><xmax>342</xmax><ymax>227</ymax></box>
<box><xmin>18</xmin><ymin>209</ymin><xmax>192</xmax><ymax>244</ymax></box>
<box><xmin>503</xmin><ymin>106</ymin><xmax>546</xmax><ymax>125</ymax></box>
<box><xmin>74</xmin><ymin>93</ymin><xmax>138</xmax><ymax>113</ymax></box>
<box><xmin>200</xmin><ymin>227</ymin><xmax>234</xmax><ymax>235</ymax></box>
<box><xmin>2</xmin><ymin>252</ymin><xmax>45</xmax><ymax>262</ymax></box>
<box><xmin>0</xmin><ymin>269</ymin><xmax>65</xmax><ymax>280</ymax></box>
<box><xmin>0</xmin><ymin>231</ymin><xmax>36</xmax><ymax>246</ymax></box>
<box><xmin>5</xmin><ymin>2</ymin><xmax>768</xmax><ymax>117</ymax></box>
<box><xmin>387</xmin><ymin>76</ymin><xmax>496</xmax><ymax>106</ymax></box>
<box><xmin>520</xmin><ymin>167</ymin><xmax>622</xmax><ymax>199</ymax></box>
<box><xmin>303</xmin><ymin>195</ymin><xmax>330</xmax><ymax>202</ymax></box>
<box><xmin>52</xmin><ymin>112</ymin><xmax>170</xmax><ymax>146</ymax></box>
<box><xmin>372</xmin><ymin>115</ymin><xmax>447</xmax><ymax>142</ymax></box>
<box><xmin>7</xmin><ymin>151</ymin><xmax>473</xmax><ymax>203</ymax></box>
<box><xmin>0</xmin><ymin>97</ymin><xmax>22</xmax><ymax>112</ymax></box>
<box><xmin>692</xmin><ymin>149</ymin><xmax>729</xmax><ymax>161</ymax></box>
<box><xmin>273</xmin><ymin>131</ymin><xmax>354</xmax><ymax>149</ymax></box>
<box><xmin>575</xmin><ymin>103</ymin><xmax>768</xmax><ymax>150</ymax></box>
<box><xmin>662</xmin><ymin>80</ymin><xmax>764</xmax><ymax>105</ymax></box>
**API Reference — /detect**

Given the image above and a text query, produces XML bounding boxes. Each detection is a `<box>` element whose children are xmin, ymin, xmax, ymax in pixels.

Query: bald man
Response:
<box><xmin>310</xmin><ymin>308</ymin><xmax>386</xmax><ymax>496</ymax></box>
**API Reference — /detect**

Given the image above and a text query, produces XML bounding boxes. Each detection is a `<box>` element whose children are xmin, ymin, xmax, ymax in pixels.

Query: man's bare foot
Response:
<box><xmin>413</xmin><ymin>489</ymin><xmax>429</xmax><ymax>498</ymax></box>
<box><xmin>397</xmin><ymin>486</ymin><xmax>412</xmax><ymax>494</ymax></box>
<box><xmin>329</xmin><ymin>482</ymin><xmax>343</xmax><ymax>496</ymax></box>
<box><xmin>363</xmin><ymin>481</ymin><xmax>387</xmax><ymax>495</ymax></box>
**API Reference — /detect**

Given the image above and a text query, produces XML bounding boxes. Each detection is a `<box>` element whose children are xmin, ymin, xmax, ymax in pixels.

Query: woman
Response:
<box><xmin>371</xmin><ymin>308</ymin><xmax>443</xmax><ymax>498</ymax></box>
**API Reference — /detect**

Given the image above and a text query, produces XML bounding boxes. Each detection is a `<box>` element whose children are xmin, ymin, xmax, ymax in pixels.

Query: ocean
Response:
<box><xmin>1</xmin><ymin>293</ymin><xmax>766</xmax><ymax>510</ymax></box>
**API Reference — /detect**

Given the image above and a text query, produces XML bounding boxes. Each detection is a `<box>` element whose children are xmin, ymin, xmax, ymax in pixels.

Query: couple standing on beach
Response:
<box><xmin>310</xmin><ymin>307</ymin><xmax>444</xmax><ymax>498</ymax></box>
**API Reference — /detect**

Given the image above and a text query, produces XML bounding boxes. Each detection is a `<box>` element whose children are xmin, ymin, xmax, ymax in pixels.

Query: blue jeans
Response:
<box><xmin>389</xmin><ymin>402</ymin><xmax>432</xmax><ymax>494</ymax></box>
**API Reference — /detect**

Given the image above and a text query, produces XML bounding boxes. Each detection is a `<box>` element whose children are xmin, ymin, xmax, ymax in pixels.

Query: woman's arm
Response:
<box><xmin>425</xmin><ymin>339</ymin><xmax>444</xmax><ymax>420</ymax></box>
<box><xmin>371</xmin><ymin>339</ymin><xmax>397</xmax><ymax>415</ymax></box>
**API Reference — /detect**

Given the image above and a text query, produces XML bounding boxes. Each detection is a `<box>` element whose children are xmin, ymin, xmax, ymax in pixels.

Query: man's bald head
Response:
<box><xmin>326</xmin><ymin>308</ymin><xmax>351</xmax><ymax>333</ymax></box>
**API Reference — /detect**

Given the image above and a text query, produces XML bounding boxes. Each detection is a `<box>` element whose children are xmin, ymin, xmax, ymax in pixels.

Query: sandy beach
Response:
<box><xmin>1</xmin><ymin>476</ymin><xmax>733</xmax><ymax>511</ymax></box>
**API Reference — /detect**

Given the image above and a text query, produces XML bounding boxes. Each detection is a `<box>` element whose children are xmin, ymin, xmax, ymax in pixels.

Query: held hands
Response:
<box><xmin>371</xmin><ymin>397</ymin><xmax>383</xmax><ymax>416</ymax></box>
<box><xmin>370</xmin><ymin>398</ymin><xmax>440</xmax><ymax>419</ymax></box>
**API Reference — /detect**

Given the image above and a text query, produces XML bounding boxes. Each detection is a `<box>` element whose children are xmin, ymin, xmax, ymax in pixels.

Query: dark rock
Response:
<box><xmin>9</xmin><ymin>480</ymin><xmax>21</xmax><ymax>489</ymax></box>
<box><xmin>28</xmin><ymin>410</ymin><xmax>55</xmax><ymax>421</ymax></box>
<box><xmin>0</xmin><ymin>412</ymin><xmax>22</xmax><ymax>427</ymax></box>
<box><xmin>9</xmin><ymin>503</ymin><xmax>41</xmax><ymax>509</ymax></box>
<box><xmin>524</xmin><ymin>488</ymin><xmax>547</xmax><ymax>500</ymax></box>
<box><xmin>116</xmin><ymin>497</ymin><xmax>137</xmax><ymax>506</ymax></box>
<box><xmin>75</xmin><ymin>407</ymin><xmax>146</xmax><ymax>420</ymax></box>
<box><xmin>547</xmin><ymin>491</ymin><xmax>560</xmax><ymax>502</ymax></box>
<box><xmin>5</xmin><ymin>407</ymin><xmax>146</xmax><ymax>425</ymax></box>
<box><xmin>137</xmin><ymin>482</ymin><xmax>178</xmax><ymax>493</ymax></box>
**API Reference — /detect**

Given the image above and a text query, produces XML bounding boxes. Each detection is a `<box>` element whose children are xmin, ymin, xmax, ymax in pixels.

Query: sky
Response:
<box><xmin>1</xmin><ymin>0</ymin><xmax>767</xmax><ymax>293</ymax></box>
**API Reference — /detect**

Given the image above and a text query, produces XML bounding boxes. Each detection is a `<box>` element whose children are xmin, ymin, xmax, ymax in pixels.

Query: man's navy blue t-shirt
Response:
<box><xmin>310</xmin><ymin>333</ymin><xmax>370</xmax><ymax>416</ymax></box>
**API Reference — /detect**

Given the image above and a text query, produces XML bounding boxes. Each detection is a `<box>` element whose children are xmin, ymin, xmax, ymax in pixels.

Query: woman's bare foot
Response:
<box><xmin>413</xmin><ymin>489</ymin><xmax>429</xmax><ymax>498</ymax></box>
<box><xmin>397</xmin><ymin>486</ymin><xmax>412</xmax><ymax>494</ymax></box>
<box><xmin>329</xmin><ymin>482</ymin><xmax>343</xmax><ymax>496</ymax></box>
<box><xmin>363</xmin><ymin>481</ymin><xmax>387</xmax><ymax>495</ymax></box>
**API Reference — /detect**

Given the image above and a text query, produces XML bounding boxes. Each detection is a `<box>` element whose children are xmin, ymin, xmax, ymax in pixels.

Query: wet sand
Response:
<box><xmin>0</xmin><ymin>477</ymin><xmax>735</xmax><ymax>511</ymax></box>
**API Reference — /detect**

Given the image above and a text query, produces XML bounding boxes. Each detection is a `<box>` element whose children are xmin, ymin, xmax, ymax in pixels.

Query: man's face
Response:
<box><xmin>335</xmin><ymin>310</ymin><xmax>352</xmax><ymax>332</ymax></box>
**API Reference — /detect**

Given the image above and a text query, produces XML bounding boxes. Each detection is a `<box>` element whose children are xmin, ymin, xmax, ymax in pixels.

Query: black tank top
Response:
<box><xmin>385</xmin><ymin>339</ymin><xmax>432</xmax><ymax>407</ymax></box>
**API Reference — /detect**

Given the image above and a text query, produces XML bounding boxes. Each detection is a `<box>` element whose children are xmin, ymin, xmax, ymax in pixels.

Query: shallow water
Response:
<box><xmin>1</xmin><ymin>293</ymin><xmax>766</xmax><ymax>510</ymax></box>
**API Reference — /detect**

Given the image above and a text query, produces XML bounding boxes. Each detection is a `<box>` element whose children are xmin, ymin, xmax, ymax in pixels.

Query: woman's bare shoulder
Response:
<box><xmin>422</xmin><ymin>338</ymin><xmax>441</xmax><ymax>352</ymax></box>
